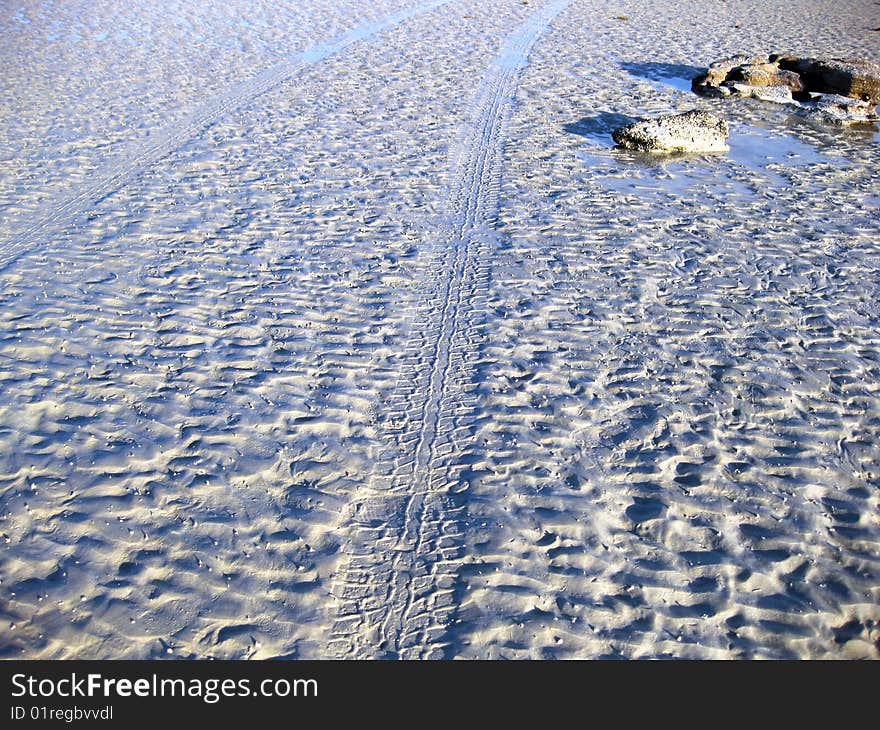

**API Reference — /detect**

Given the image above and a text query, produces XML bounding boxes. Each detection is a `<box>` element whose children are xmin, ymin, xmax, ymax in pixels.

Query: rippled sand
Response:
<box><xmin>1</xmin><ymin>0</ymin><xmax>878</xmax><ymax>659</ymax></box>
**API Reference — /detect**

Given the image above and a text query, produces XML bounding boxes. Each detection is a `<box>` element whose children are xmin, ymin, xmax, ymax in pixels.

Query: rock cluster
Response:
<box><xmin>611</xmin><ymin>110</ymin><xmax>729</xmax><ymax>153</ymax></box>
<box><xmin>692</xmin><ymin>54</ymin><xmax>880</xmax><ymax>125</ymax></box>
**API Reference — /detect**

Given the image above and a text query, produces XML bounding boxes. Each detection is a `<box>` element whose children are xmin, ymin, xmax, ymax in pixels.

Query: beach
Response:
<box><xmin>0</xmin><ymin>0</ymin><xmax>878</xmax><ymax>659</ymax></box>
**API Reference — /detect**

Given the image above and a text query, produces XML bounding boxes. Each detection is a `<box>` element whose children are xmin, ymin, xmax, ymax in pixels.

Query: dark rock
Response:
<box><xmin>775</xmin><ymin>56</ymin><xmax>880</xmax><ymax>103</ymax></box>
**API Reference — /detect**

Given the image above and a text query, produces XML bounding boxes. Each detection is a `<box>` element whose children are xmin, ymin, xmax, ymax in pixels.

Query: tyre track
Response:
<box><xmin>0</xmin><ymin>0</ymin><xmax>452</xmax><ymax>273</ymax></box>
<box><xmin>329</xmin><ymin>0</ymin><xmax>571</xmax><ymax>659</ymax></box>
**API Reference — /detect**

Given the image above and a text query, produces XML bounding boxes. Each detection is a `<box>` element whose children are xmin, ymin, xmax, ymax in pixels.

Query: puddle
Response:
<box><xmin>728</xmin><ymin>123</ymin><xmax>853</xmax><ymax>187</ymax></box>
<box><xmin>729</xmin><ymin>124</ymin><xmax>848</xmax><ymax>168</ymax></box>
<box><xmin>574</xmin><ymin>144</ymin><xmax>753</xmax><ymax>200</ymax></box>
<box><xmin>570</xmin><ymin>115</ymin><xmax>855</xmax><ymax>200</ymax></box>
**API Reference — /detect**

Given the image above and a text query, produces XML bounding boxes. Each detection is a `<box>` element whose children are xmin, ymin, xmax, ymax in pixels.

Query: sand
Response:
<box><xmin>1</xmin><ymin>0</ymin><xmax>878</xmax><ymax>659</ymax></box>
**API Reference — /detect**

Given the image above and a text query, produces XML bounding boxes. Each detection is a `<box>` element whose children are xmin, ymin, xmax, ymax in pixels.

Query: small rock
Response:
<box><xmin>693</xmin><ymin>55</ymin><xmax>765</xmax><ymax>95</ymax></box>
<box><xmin>612</xmin><ymin>110</ymin><xmax>729</xmax><ymax>153</ymax></box>
<box><xmin>798</xmin><ymin>93</ymin><xmax>879</xmax><ymax>125</ymax></box>
<box><xmin>707</xmin><ymin>54</ymin><xmax>766</xmax><ymax>79</ymax></box>
<box><xmin>726</xmin><ymin>63</ymin><xmax>804</xmax><ymax>91</ymax></box>
<box><xmin>729</xmin><ymin>83</ymin><xmax>794</xmax><ymax>104</ymax></box>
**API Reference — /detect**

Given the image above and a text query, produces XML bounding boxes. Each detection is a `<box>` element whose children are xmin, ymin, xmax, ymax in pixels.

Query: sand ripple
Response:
<box><xmin>1</xmin><ymin>0</ymin><xmax>878</xmax><ymax>658</ymax></box>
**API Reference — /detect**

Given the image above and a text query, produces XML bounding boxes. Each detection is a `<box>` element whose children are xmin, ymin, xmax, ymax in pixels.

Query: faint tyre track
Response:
<box><xmin>329</xmin><ymin>0</ymin><xmax>571</xmax><ymax>659</ymax></box>
<box><xmin>0</xmin><ymin>0</ymin><xmax>452</xmax><ymax>273</ymax></box>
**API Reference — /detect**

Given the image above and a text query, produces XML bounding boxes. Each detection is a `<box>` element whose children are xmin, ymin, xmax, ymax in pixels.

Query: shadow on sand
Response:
<box><xmin>620</xmin><ymin>61</ymin><xmax>703</xmax><ymax>86</ymax></box>
<box><xmin>562</xmin><ymin>112</ymin><xmax>640</xmax><ymax>140</ymax></box>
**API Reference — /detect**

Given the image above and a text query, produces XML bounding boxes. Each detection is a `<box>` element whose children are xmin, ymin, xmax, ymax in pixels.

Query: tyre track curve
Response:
<box><xmin>0</xmin><ymin>0</ymin><xmax>452</xmax><ymax>273</ymax></box>
<box><xmin>329</xmin><ymin>0</ymin><xmax>571</xmax><ymax>659</ymax></box>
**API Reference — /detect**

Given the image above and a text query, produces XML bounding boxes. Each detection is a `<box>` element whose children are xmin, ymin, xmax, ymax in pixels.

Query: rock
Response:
<box><xmin>692</xmin><ymin>55</ymin><xmax>765</xmax><ymax>95</ymax></box>
<box><xmin>726</xmin><ymin>63</ymin><xmax>804</xmax><ymax>91</ymax></box>
<box><xmin>693</xmin><ymin>56</ymin><xmax>803</xmax><ymax>102</ymax></box>
<box><xmin>706</xmin><ymin>55</ymin><xmax>766</xmax><ymax>79</ymax></box>
<box><xmin>798</xmin><ymin>93</ymin><xmax>879</xmax><ymax>125</ymax></box>
<box><xmin>774</xmin><ymin>56</ymin><xmax>880</xmax><ymax>103</ymax></box>
<box><xmin>728</xmin><ymin>83</ymin><xmax>794</xmax><ymax>104</ymax></box>
<box><xmin>612</xmin><ymin>110</ymin><xmax>729</xmax><ymax>153</ymax></box>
